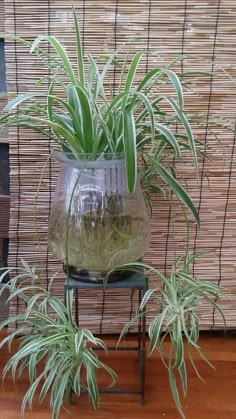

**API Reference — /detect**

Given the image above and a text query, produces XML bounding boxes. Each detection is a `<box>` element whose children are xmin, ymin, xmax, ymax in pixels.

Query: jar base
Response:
<box><xmin>63</xmin><ymin>264</ymin><xmax>140</xmax><ymax>283</ymax></box>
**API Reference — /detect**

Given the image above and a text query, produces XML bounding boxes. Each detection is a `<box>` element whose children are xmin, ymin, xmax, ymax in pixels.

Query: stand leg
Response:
<box><xmin>75</xmin><ymin>288</ymin><xmax>79</xmax><ymax>327</ymax></box>
<box><xmin>64</xmin><ymin>286</ymin><xmax>67</xmax><ymax>306</ymax></box>
<box><xmin>141</xmin><ymin>292</ymin><xmax>146</xmax><ymax>405</ymax></box>
<box><xmin>138</xmin><ymin>289</ymin><xmax>142</xmax><ymax>352</ymax></box>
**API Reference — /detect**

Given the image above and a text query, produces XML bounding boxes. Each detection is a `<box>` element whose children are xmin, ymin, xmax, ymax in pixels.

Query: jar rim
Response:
<box><xmin>52</xmin><ymin>150</ymin><xmax>126</xmax><ymax>168</ymax></box>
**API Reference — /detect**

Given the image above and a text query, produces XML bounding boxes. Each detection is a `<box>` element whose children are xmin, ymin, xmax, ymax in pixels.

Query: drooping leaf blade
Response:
<box><xmin>162</xmin><ymin>69</ymin><xmax>184</xmax><ymax>110</ymax></box>
<box><xmin>31</xmin><ymin>36</ymin><xmax>77</xmax><ymax>85</ymax></box>
<box><xmin>152</xmin><ymin>160</ymin><xmax>200</xmax><ymax>226</ymax></box>
<box><xmin>123</xmin><ymin>109</ymin><xmax>137</xmax><ymax>194</ymax></box>
<box><xmin>163</xmin><ymin>96</ymin><xmax>198</xmax><ymax>172</ymax></box>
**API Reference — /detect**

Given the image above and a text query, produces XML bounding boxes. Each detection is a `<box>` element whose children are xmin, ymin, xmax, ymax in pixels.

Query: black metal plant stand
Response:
<box><xmin>64</xmin><ymin>270</ymin><xmax>148</xmax><ymax>405</ymax></box>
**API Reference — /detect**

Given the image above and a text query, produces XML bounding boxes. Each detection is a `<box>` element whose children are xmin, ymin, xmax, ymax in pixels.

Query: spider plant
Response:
<box><xmin>0</xmin><ymin>261</ymin><xmax>117</xmax><ymax>419</ymax></box>
<box><xmin>118</xmin><ymin>253</ymin><xmax>225</xmax><ymax>418</ymax></box>
<box><xmin>0</xmin><ymin>4</ymin><xmax>209</xmax><ymax>224</ymax></box>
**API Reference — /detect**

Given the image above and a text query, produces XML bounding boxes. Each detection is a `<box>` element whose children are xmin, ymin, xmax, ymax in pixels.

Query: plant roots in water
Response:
<box><xmin>48</xmin><ymin>200</ymin><xmax>150</xmax><ymax>272</ymax></box>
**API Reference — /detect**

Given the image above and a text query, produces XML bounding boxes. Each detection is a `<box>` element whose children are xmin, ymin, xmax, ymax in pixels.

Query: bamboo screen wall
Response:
<box><xmin>0</xmin><ymin>1</ymin><xmax>4</xmax><ymax>33</ymax></box>
<box><xmin>0</xmin><ymin>0</ymin><xmax>8</xmax><ymax>273</ymax></box>
<box><xmin>2</xmin><ymin>0</ymin><xmax>236</xmax><ymax>332</ymax></box>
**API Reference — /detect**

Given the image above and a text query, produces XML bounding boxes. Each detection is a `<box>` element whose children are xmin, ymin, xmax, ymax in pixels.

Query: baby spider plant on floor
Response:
<box><xmin>0</xmin><ymin>261</ymin><xmax>117</xmax><ymax>419</ymax></box>
<box><xmin>118</xmin><ymin>253</ymin><xmax>225</xmax><ymax>418</ymax></box>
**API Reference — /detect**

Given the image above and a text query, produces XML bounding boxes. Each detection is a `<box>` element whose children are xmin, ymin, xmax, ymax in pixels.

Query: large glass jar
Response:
<box><xmin>48</xmin><ymin>152</ymin><xmax>150</xmax><ymax>280</ymax></box>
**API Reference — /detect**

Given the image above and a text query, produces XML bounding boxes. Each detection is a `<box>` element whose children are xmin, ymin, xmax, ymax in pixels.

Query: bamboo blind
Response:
<box><xmin>0</xmin><ymin>0</ymin><xmax>4</xmax><ymax>33</ymax></box>
<box><xmin>0</xmin><ymin>0</ymin><xmax>9</xmax><ymax>323</ymax></box>
<box><xmin>3</xmin><ymin>0</ymin><xmax>236</xmax><ymax>332</ymax></box>
<box><xmin>0</xmin><ymin>0</ymin><xmax>7</xmax><ymax>140</ymax></box>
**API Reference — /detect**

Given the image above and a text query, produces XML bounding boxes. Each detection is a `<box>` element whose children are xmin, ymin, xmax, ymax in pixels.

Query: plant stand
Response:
<box><xmin>64</xmin><ymin>271</ymin><xmax>148</xmax><ymax>405</ymax></box>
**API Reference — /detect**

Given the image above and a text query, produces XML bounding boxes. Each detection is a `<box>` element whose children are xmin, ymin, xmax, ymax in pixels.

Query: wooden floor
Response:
<box><xmin>0</xmin><ymin>332</ymin><xmax>236</xmax><ymax>419</ymax></box>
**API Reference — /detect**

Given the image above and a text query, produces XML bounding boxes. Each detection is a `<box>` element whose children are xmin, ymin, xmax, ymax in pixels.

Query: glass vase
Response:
<box><xmin>48</xmin><ymin>151</ymin><xmax>150</xmax><ymax>281</ymax></box>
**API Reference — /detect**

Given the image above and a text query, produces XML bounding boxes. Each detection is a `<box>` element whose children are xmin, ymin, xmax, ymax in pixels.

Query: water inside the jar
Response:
<box><xmin>48</xmin><ymin>200</ymin><xmax>150</xmax><ymax>271</ymax></box>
